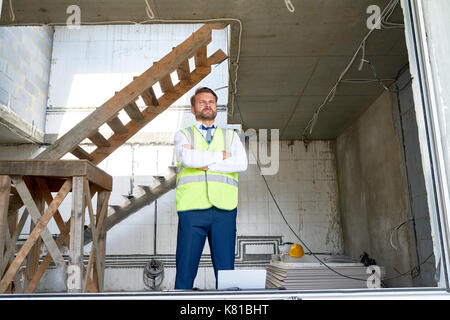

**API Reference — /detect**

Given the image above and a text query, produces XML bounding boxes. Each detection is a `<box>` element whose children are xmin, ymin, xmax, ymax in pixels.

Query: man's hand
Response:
<box><xmin>183</xmin><ymin>144</ymin><xmax>194</xmax><ymax>150</ymax></box>
<box><xmin>222</xmin><ymin>150</ymin><xmax>232</xmax><ymax>160</ymax></box>
<box><xmin>198</xmin><ymin>166</ymin><xmax>209</xmax><ymax>171</ymax></box>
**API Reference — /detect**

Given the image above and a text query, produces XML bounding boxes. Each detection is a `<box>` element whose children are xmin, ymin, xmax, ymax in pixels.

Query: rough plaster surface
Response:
<box><xmin>336</xmin><ymin>90</ymin><xmax>418</xmax><ymax>287</ymax></box>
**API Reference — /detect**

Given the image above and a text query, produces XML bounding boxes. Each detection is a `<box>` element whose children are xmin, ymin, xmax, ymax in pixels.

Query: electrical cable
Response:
<box><xmin>381</xmin><ymin>0</ymin><xmax>404</xmax><ymax>29</ymax></box>
<box><xmin>144</xmin><ymin>0</ymin><xmax>156</xmax><ymax>19</ymax></box>
<box><xmin>361</xmin><ymin>59</ymin><xmax>399</xmax><ymax>93</ymax></box>
<box><xmin>301</xmin><ymin>0</ymin><xmax>403</xmax><ymax>140</ymax></box>
<box><xmin>233</xmin><ymin>90</ymin><xmax>435</xmax><ymax>284</ymax></box>
<box><xmin>389</xmin><ymin>219</ymin><xmax>414</xmax><ymax>251</ymax></box>
<box><xmin>233</xmin><ymin>95</ymin><xmax>369</xmax><ymax>283</ymax></box>
<box><xmin>284</xmin><ymin>0</ymin><xmax>295</xmax><ymax>13</ymax></box>
<box><xmin>341</xmin><ymin>78</ymin><xmax>396</xmax><ymax>84</ymax></box>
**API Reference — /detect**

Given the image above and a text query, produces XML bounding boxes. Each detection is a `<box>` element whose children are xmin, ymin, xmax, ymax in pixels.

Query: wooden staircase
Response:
<box><xmin>35</xmin><ymin>23</ymin><xmax>228</xmax><ymax>164</ymax></box>
<box><xmin>84</xmin><ymin>166</ymin><xmax>177</xmax><ymax>245</ymax></box>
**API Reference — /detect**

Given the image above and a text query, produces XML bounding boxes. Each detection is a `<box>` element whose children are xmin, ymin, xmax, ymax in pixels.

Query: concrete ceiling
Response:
<box><xmin>0</xmin><ymin>0</ymin><xmax>409</xmax><ymax>140</ymax></box>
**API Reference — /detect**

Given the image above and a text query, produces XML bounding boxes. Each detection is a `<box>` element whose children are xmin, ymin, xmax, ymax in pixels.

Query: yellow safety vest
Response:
<box><xmin>175</xmin><ymin>125</ymin><xmax>239</xmax><ymax>211</ymax></box>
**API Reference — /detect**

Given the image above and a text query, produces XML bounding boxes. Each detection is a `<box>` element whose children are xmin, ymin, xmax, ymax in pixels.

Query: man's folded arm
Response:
<box><xmin>174</xmin><ymin>131</ymin><xmax>223</xmax><ymax>168</ymax></box>
<box><xmin>208</xmin><ymin>131</ymin><xmax>248</xmax><ymax>173</ymax></box>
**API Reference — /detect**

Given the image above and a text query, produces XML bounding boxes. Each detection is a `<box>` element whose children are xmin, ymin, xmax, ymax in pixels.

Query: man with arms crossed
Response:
<box><xmin>173</xmin><ymin>87</ymin><xmax>248</xmax><ymax>289</ymax></box>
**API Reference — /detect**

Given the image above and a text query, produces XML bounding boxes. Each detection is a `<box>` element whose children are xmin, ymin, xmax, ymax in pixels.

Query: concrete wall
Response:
<box><xmin>0</xmin><ymin>26</ymin><xmax>53</xmax><ymax>144</ymax></box>
<box><xmin>32</xmin><ymin>139</ymin><xmax>342</xmax><ymax>292</ymax></box>
<box><xmin>336</xmin><ymin>90</ymin><xmax>412</xmax><ymax>287</ymax></box>
<box><xmin>393</xmin><ymin>68</ymin><xmax>436</xmax><ymax>286</ymax></box>
<box><xmin>336</xmin><ymin>84</ymin><xmax>436</xmax><ymax>288</ymax></box>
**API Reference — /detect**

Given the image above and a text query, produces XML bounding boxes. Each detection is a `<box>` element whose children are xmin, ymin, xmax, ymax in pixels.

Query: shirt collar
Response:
<box><xmin>196</xmin><ymin>121</ymin><xmax>216</xmax><ymax>130</ymax></box>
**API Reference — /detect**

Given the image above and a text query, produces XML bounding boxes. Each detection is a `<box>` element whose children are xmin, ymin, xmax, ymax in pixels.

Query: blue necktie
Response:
<box><xmin>200</xmin><ymin>124</ymin><xmax>214</xmax><ymax>144</ymax></box>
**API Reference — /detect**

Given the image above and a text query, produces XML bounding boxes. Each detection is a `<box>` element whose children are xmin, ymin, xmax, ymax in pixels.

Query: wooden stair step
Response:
<box><xmin>152</xmin><ymin>176</ymin><xmax>166</xmax><ymax>185</ymax></box>
<box><xmin>137</xmin><ymin>185</ymin><xmax>152</xmax><ymax>194</ymax></box>
<box><xmin>88</xmin><ymin>130</ymin><xmax>111</xmax><ymax>147</ymax></box>
<box><xmin>159</xmin><ymin>74</ymin><xmax>174</xmax><ymax>93</ymax></box>
<box><xmin>106</xmin><ymin>116</ymin><xmax>128</xmax><ymax>134</ymax></box>
<box><xmin>71</xmin><ymin>146</ymin><xmax>94</xmax><ymax>161</ymax></box>
<box><xmin>176</xmin><ymin>60</ymin><xmax>191</xmax><ymax>82</ymax></box>
<box><xmin>108</xmin><ymin>205</ymin><xmax>121</xmax><ymax>213</ymax></box>
<box><xmin>195</xmin><ymin>45</ymin><xmax>208</xmax><ymax>68</ymax></box>
<box><xmin>141</xmin><ymin>87</ymin><xmax>159</xmax><ymax>107</ymax></box>
<box><xmin>123</xmin><ymin>102</ymin><xmax>144</xmax><ymax>122</ymax></box>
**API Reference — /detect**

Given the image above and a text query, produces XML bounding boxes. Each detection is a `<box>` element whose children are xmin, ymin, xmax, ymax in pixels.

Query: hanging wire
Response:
<box><xmin>301</xmin><ymin>0</ymin><xmax>403</xmax><ymax>140</ymax></box>
<box><xmin>9</xmin><ymin>0</ymin><xmax>16</xmax><ymax>21</ymax></box>
<box><xmin>285</xmin><ymin>0</ymin><xmax>295</xmax><ymax>13</ymax></box>
<box><xmin>144</xmin><ymin>0</ymin><xmax>156</xmax><ymax>19</ymax></box>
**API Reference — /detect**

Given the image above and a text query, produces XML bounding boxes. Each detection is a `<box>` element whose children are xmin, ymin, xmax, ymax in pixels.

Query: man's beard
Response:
<box><xmin>196</xmin><ymin>108</ymin><xmax>216</xmax><ymax>120</ymax></box>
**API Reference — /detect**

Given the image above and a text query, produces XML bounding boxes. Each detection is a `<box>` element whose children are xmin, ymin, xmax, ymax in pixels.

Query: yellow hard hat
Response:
<box><xmin>289</xmin><ymin>243</ymin><xmax>304</xmax><ymax>258</ymax></box>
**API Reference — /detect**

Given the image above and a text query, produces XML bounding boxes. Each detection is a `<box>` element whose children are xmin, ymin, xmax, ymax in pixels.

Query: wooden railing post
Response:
<box><xmin>67</xmin><ymin>176</ymin><xmax>85</xmax><ymax>293</ymax></box>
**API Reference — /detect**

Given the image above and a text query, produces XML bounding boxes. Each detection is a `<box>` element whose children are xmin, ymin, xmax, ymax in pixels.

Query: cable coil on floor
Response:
<box><xmin>143</xmin><ymin>259</ymin><xmax>164</xmax><ymax>290</ymax></box>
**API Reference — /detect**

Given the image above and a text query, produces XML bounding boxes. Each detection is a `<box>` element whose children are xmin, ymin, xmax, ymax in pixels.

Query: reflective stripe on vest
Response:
<box><xmin>177</xmin><ymin>173</ymin><xmax>238</xmax><ymax>188</ymax></box>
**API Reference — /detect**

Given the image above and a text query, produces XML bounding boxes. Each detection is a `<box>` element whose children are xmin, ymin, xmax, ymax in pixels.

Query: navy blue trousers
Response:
<box><xmin>174</xmin><ymin>206</ymin><xmax>237</xmax><ymax>290</ymax></box>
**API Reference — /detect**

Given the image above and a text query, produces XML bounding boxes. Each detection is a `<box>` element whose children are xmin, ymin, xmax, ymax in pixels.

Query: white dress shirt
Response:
<box><xmin>174</xmin><ymin>121</ymin><xmax>248</xmax><ymax>173</ymax></box>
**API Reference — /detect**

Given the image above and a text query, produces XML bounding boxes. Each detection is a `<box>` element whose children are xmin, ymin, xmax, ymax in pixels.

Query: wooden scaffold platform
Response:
<box><xmin>0</xmin><ymin>160</ymin><xmax>112</xmax><ymax>293</ymax></box>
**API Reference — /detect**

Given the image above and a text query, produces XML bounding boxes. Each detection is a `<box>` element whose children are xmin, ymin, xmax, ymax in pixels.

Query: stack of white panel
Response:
<box><xmin>266</xmin><ymin>256</ymin><xmax>385</xmax><ymax>290</ymax></box>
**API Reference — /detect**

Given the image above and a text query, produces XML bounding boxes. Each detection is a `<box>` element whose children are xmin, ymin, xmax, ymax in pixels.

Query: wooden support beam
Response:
<box><xmin>0</xmin><ymin>160</ymin><xmax>113</xmax><ymax>192</ymax></box>
<box><xmin>0</xmin><ymin>176</ymin><xmax>11</xmax><ymax>273</ymax></box>
<box><xmin>8</xmin><ymin>194</ymin><xmax>23</xmax><ymax>212</ymax></box>
<box><xmin>0</xmin><ymin>209</ymin><xmax>28</xmax><ymax>277</ymax></box>
<box><xmin>71</xmin><ymin>146</ymin><xmax>94</xmax><ymax>161</ymax></box>
<box><xmin>22</xmin><ymin>178</ymin><xmax>71</xmax><ymax>273</ymax></box>
<box><xmin>23</xmin><ymin>218</ymin><xmax>70</xmax><ymax>294</ymax></box>
<box><xmin>93</xmin><ymin>191</ymin><xmax>110</xmax><ymax>292</ymax></box>
<box><xmin>67</xmin><ymin>176</ymin><xmax>85</xmax><ymax>293</ymax></box>
<box><xmin>35</xmin><ymin>177</ymin><xmax>67</xmax><ymax>236</ymax></box>
<box><xmin>88</xmin><ymin>131</ymin><xmax>111</xmax><ymax>148</ymax></box>
<box><xmin>24</xmin><ymin>181</ymin><xmax>99</xmax><ymax>294</ymax></box>
<box><xmin>6</xmin><ymin>209</ymin><xmax>18</xmax><ymax>293</ymax></box>
<box><xmin>0</xmin><ymin>178</ymin><xmax>71</xmax><ymax>293</ymax></box>
<box><xmin>22</xmin><ymin>177</ymin><xmax>41</xmax><ymax>289</ymax></box>
<box><xmin>6</xmin><ymin>209</ymin><xmax>18</xmax><ymax>249</ymax></box>
<box><xmin>83</xmin><ymin>179</ymin><xmax>102</xmax><ymax>293</ymax></box>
